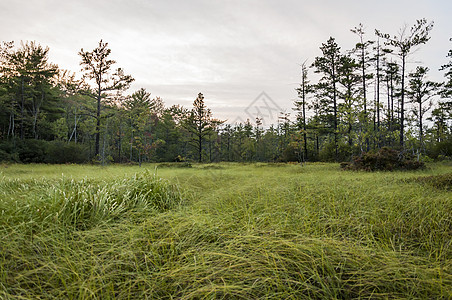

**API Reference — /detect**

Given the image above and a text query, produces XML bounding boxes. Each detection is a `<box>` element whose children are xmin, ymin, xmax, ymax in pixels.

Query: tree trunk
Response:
<box><xmin>117</xmin><ymin>122</ymin><xmax>121</xmax><ymax>162</ymax></box>
<box><xmin>376</xmin><ymin>42</ymin><xmax>381</xmax><ymax>145</ymax></box>
<box><xmin>386</xmin><ymin>77</ymin><xmax>391</xmax><ymax>145</ymax></box>
<box><xmin>361</xmin><ymin>45</ymin><xmax>369</xmax><ymax>151</ymax></box>
<box><xmin>8</xmin><ymin>109</ymin><xmax>15</xmax><ymax>138</ymax></box>
<box><xmin>74</xmin><ymin>108</ymin><xmax>78</xmax><ymax>144</ymax></box>
<box><xmin>390</xmin><ymin>74</ymin><xmax>394</xmax><ymax>131</ymax></box>
<box><xmin>332</xmin><ymin>61</ymin><xmax>338</xmax><ymax>161</ymax></box>
<box><xmin>419</xmin><ymin>100</ymin><xmax>423</xmax><ymax>147</ymax></box>
<box><xmin>20</xmin><ymin>79</ymin><xmax>25</xmax><ymax>140</ymax></box>
<box><xmin>302</xmin><ymin>76</ymin><xmax>308</xmax><ymax>161</ymax></box>
<box><xmin>400</xmin><ymin>55</ymin><xmax>406</xmax><ymax>147</ymax></box>
<box><xmin>32</xmin><ymin>92</ymin><xmax>43</xmax><ymax>139</ymax></box>
<box><xmin>95</xmin><ymin>83</ymin><xmax>101</xmax><ymax>156</ymax></box>
<box><xmin>198</xmin><ymin>128</ymin><xmax>202</xmax><ymax>163</ymax></box>
<box><xmin>130</xmin><ymin>129</ymin><xmax>133</xmax><ymax>162</ymax></box>
<box><xmin>316</xmin><ymin>134</ymin><xmax>320</xmax><ymax>157</ymax></box>
<box><xmin>348</xmin><ymin>123</ymin><xmax>352</xmax><ymax>146</ymax></box>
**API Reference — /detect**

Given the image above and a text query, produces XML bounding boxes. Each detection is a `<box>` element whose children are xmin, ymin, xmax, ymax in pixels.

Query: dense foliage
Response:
<box><xmin>341</xmin><ymin>147</ymin><xmax>425</xmax><ymax>171</ymax></box>
<box><xmin>0</xmin><ymin>20</ymin><xmax>451</xmax><ymax>164</ymax></box>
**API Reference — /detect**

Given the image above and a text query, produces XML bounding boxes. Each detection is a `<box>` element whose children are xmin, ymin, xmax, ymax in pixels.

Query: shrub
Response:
<box><xmin>319</xmin><ymin>141</ymin><xmax>358</xmax><ymax>162</ymax></box>
<box><xmin>17</xmin><ymin>139</ymin><xmax>48</xmax><ymax>163</ymax></box>
<box><xmin>426</xmin><ymin>138</ymin><xmax>452</xmax><ymax>159</ymax></box>
<box><xmin>0</xmin><ymin>139</ymin><xmax>50</xmax><ymax>163</ymax></box>
<box><xmin>174</xmin><ymin>155</ymin><xmax>186</xmax><ymax>162</ymax></box>
<box><xmin>45</xmin><ymin>141</ymin><xmax>88</xmax><ymax>164</ymax></box>
<box><xmin>278</xmin><ymin>142</ymin><xmax>300</xmax><ymax>162</ymax></box>
<box><xmin>0</xmin><ymin>141</ymin><xmax>17</xmax><ymax>162</ymax></box>
<box><xmin>0</xmin><ymin>140</ymin><xmax>89</xmax><ymax>163</ymax></box>
<box><xmin>413</xmin><ymin>173</ymin><xmax>452</xmax><ymax>190</ymax></box>
<box><xmin>0</xmin><ymin>148</ymin><xmax>11</xmax><ymax>162</ymax></box>
<box><xmin>341</xmin><ymin>147</ymin><xmax>425</xmax><ymax>171</ymax></box>
<box><xmin>157</xmin><ymin>162</ymin><xmax>192</xmax><ymax>168</ymax></box>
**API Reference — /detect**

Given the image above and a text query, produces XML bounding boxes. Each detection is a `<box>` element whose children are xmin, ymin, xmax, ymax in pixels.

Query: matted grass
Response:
<box><xmin>0</xmin><ymin>162</ymin><xmax>451</xmax><ymax>299</ymax></box>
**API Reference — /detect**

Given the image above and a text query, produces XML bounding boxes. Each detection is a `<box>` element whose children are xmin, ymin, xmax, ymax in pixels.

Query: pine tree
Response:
<box><xmin>79</xmin><ymin>40</ymin><xmax>134</xmax><ymax>157</ymax></box>
<box><xmin>376</xmin><ymin>19</ymin><xmax>434</xmax><ymax>147</ymax></box>
<box><xmin>312</xmin><ymin>37</ymin><xmax>341</xmax><ymax>161</ymax></box>
<box><xmin>337</xmin><ymin>54</ymin><xmax>360</xmax><ymax>147</ymax></box>
<box><xmin>351</xmin><ymin>24</ymin><xmax>374</xmax><ymax>150</ymax></box>
<box><xmin>382</xmin><ymin>59</ymin><xmax>400</xmax><ymax>140</ymax></box>
<box><xmin>0</xmin><ymin>41</ymin><xmax>59</xmax><ymax>140</ymax></box>
<box><xmin>407</xmin><ymin>66</ymin><xmax>440</xmax><ymax>149</ymax></box>
<box><xmin>186</xmin><ymin>93</ymin><xmax>223</xmax><ymax>162</ymax></box>
<box><xmin>294</xmin><ymin>61</ymin><xmax>310</xmax><ymax>161</ymax></box>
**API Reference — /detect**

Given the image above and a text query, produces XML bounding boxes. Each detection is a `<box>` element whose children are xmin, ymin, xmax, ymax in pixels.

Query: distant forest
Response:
<box><xmin>0</xmin><ymin>19</ymin><xmax>451</xmax><ymax>164</ymax></box>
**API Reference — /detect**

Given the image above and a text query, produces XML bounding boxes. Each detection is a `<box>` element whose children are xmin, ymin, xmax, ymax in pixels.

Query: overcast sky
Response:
<box><xmin>1</xmin><ymin>0</ymin><xmax>451</xmax><ymax>124</ymax></box>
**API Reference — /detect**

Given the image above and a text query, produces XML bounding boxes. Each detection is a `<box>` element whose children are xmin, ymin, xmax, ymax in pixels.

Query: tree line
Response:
<box><xmin>0</xmin><ymin>19</ymin><xmax>451</xmax><ymax>164</ymax></box>
<box><xmin>296</xmin><ymin>19</ymin><xmax>451</xmax><ymax>162</ymax></box>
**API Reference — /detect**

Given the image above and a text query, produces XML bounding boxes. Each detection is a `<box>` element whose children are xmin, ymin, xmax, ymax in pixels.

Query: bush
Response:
<box><xmin>341</xmin><ymin>147</ymin><xmax>425</xmax><ymax>171</ymax></box>
<box><xmin>45</xmin><ymin>141</ymin><xmax>88</xmax><ymax>164</ymax></box>
<box><xmin>157</xmin><ymin>162</ymin><xmax>192</xmax><ymax>168</ymax></box>
<box><xmin>426</xmin><ymin>138</ymin><xmax>452</xmax><ymax>160</ymax></box>
<box><xmin>17</xmin><ymin>139</ymin><xmax>48</xmax><ymax>163</ymax></box>
<box><xmin>0</xmin><ymin>142</ymin><xmax>15</xmax><ymax>162</ymax></box>
<box><xmin>319</xmin><ymin>141</ymin><xmax>358</xmax><ymax>162</ymax></box>
<box><xmin>278</xmin><ymin>142</ymin><xmax>300</xmax><ymax>162</ymax></box>
<box><xmin>0</xmin><ymin>148</ymin><xmax>11</xmax><ymax>162</ymax></box>
<box><xmin>0</xmin><ymin>140</ymin><xmax>89</xmax><ymax>164</ymax></box>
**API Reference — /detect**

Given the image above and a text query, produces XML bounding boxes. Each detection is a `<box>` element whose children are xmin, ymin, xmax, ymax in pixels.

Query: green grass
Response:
<box><xmin>0</xmin><ymin>162</ymin><xmax>451</xmax><ymax>299</ymax></box>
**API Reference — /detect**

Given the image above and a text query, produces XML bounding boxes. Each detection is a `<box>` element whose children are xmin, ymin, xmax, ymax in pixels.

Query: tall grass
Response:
<box><xmin>0</xmin><ymin>162</ymin><xmax>451</xmax><ymax>299</ymax></box>
<box><xmin>0</xmin><ymin>170</ymin><xmax>183</xmax><ymax>230</ymax></box>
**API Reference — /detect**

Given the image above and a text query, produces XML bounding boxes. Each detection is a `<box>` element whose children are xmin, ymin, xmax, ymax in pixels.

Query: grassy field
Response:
<box><xmin>0</xmin><ymin>162</ymin><xmax>451</xmax><ymax>299</ymax></box>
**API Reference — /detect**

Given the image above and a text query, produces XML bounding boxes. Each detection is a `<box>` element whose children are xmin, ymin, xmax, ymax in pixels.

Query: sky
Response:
<box><xmin>1</xmin><ymin>0</ymin><xmax>451</xmax><ymax>125</ymax></box>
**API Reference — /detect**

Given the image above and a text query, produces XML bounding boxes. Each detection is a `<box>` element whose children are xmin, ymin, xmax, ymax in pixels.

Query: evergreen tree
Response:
<box><xmin>376</xmin><ymin>19</ymin><xmax>434</xmax><ymax>147</ymax></box>
<box><xmin>351</xmin><ymin>24</ymin><xmax>374</xmax><ymax>150</ymax></box>
<box><xmin>428</xmin><ymin>101</ymin><xmax>451</xmax><ymax>143</ymax></box>
<box><xmin>337</xmin><ymin>54</ymin><xmax>360</xmax><ymax>148</ymax></box>
<box><xmin>312</xmin><ymin>37</ymin><xmax>341</xmax><ymax>161</ymax></box>
<box><xmin>0</xmin><ymin>41</ymin><xmax>59</xmax><ymax>140</ymax></box>
<box><xmin>186</xmin><ymin>93</ymin><xmax>223</xmax><ymax>162</ymax></box>
<box><xmin>373</xmin><ymin>36</ymin><xmax>385</xmax><ymax>140</ymax></box>
<box><xmin>439</xmin><ymin>38</ymin><xmax>452</xmax><ymax>100</ymax></box>
<box><xmin>123</xmin><ymin>88</ymin><xmax>154</xmax><ymax>165</ymax></box>
<box><xmin>79</xmin><ymin>40</ymin><xmax>134</xmax><ymax>157</ymax></box>
<box><xmin>406</xmin><ymin>66</ymin><xmax>440</xmax><ymax>150</ymax></box>
<box><xmin>382</xmin><ymin>59</ymin><xmax>400</xmax><ymax>140</ymax></box>
<box><xmin>294</xmin><ymin>61</ymin><xmax>310</xmax><ymax>161</ymax></box>
<box><xmin>254</xmin><ymin>117</ymin><xmax>263</xmax><ymax>161</ymax></box>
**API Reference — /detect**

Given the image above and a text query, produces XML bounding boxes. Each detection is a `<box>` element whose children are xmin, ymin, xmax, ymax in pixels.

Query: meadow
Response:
<box><xmin>0</xmin><ymin>162</ymin><xmax>451</xmax><ymax>299</ymax></box>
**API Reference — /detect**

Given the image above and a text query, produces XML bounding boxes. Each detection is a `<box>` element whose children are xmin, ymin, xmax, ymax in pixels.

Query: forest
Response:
<box><xmin>0</xmin><ymin>19</ymin><xmax>451</xmax><ymax>164</ymax></box>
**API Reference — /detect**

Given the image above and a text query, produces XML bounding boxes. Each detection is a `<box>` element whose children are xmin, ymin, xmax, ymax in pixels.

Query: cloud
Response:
<box><xmin>1</xmin><ymin>0</ymin><xmax>451</xmax><ymax>123</ymax></box>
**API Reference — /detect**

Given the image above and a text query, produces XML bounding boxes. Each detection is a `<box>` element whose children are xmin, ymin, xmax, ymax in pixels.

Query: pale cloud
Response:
<box><xmin>1</xmin><ymin>0</ymin><xmax>451</xmax><ymax>123</ymax></box>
